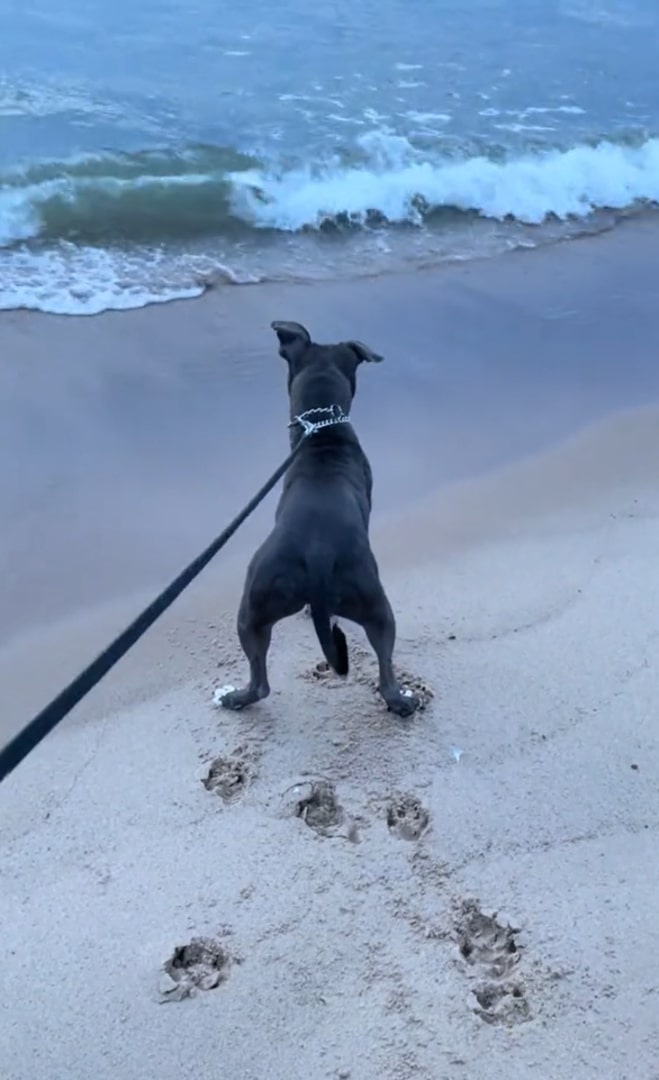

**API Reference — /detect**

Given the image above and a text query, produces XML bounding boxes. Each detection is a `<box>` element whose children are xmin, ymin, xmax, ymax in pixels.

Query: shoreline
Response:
<box><xmin>2</xmin><ymin>204</ymin><xmax>656</xmax><ymax>320</ymax></box>
<box><xmin>0</xmin><ymin>209</ymin><xmax>636</xmax><ymax>319</ymax></box>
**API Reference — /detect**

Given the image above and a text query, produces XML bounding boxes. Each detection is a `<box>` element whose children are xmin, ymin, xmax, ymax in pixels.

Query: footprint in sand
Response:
<box><xmin>386</xmin><ymin>794</ymin><xmax>430</xmax><ymax>841</ymax></box>
<box><xmin>159</xmin><ymin>937</ymin><xmax>233</xmax><ymax>1002</ymax></box>
<box><xmin>300</xmin><ymin>654</ymin><xmax>434</xmax><ymax>713</ymax></box>
<box><xmin>304</xmin><ymin>659</ymin><xmax>334</xmax><ymax>682</ymax></box>
<box><xmin>455</xmin><ymin>900</ymin><xmax>530</xmax><ymax>1024</ymax></box>
<box><xmin>280</xmin><ymin>779</ymin><xmax>360</xmax><ymax>841</ymax></box>
<box><xmin>202</xmin><ymin>747</ymin><xmax>253</xmax><ymax>803</ymax></box>
<box><xmin>297</xmin><ymin>779</ymin><xmax>344</xmax><ymax>830</ymax></box>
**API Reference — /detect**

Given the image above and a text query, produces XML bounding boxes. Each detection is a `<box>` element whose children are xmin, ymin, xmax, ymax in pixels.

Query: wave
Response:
<box><xmin>0</xmin><ymin>146</ymin><xmax>258</xmax><ymax>246</ymax></box>
<box><xmin>1</xmin><ymin>132</ymin><xmax>658</xmax><ymax>315</ymax></box>
<box><xmin>230</xmin><ymin>133</ymin><xmax>659</xmax><ymax>229</ymax></box>
<box><xmin>1</xmin><ymin>134</ymin><xmax>659</xmax><ymax>251</ymax></box>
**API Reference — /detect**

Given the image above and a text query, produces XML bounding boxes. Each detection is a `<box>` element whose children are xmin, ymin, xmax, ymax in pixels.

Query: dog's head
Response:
<box><xmin>272</xmin><ymin>320</ymin><xmax>382</xmax><ymax>414</ymax></box>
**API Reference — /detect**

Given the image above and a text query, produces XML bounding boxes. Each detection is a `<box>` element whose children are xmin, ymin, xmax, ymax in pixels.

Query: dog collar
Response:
<box><xmin>288</xmin><ymin>405</ymin><xmax>351</xmax><ymax>437</ymax></box>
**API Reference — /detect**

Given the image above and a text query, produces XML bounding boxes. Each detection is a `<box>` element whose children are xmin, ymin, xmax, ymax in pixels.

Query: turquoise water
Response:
<box><xmin>1</xmin><ymin>0</ymin><xmax>658</xmax><ymax>312</ymax></box>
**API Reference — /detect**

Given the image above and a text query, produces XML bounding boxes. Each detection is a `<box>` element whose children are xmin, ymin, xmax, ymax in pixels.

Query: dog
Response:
<box><xmin>219</xmin><ymin>320</ymin><xmax>419</xmax><ymax>718</ymax></box>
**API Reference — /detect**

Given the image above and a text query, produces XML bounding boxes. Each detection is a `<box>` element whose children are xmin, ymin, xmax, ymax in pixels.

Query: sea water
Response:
<box><xmin>1</xmin><ymin>0</ymin><xmax>658</xmax><ymax>314</ymax></box>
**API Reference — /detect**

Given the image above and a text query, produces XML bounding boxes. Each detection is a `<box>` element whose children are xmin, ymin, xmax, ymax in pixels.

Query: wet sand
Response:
<box><xmin>1</xmin><ymin>217</ymin><xmax>659</xmax><ymax>1078</ymax></box>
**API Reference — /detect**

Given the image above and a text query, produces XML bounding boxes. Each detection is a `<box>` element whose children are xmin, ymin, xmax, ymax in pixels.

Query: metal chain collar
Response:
<box><xmin>289</xmin><ymin>404</ymin><xmax>351</xmax><ymax>437</ymax></box>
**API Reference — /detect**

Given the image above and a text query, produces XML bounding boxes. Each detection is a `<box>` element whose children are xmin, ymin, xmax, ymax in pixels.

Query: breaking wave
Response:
<box><xmin>1</xmin><ymin>132</ymin><xmax>658</xmax><ymax>313</ymax></box>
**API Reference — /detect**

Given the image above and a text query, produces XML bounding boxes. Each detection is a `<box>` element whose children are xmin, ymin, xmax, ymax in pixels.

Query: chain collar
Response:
<box><xmin>288</xmin><ymin>404</ymin><xmax>351</xmax><ymax>437</ymax></box>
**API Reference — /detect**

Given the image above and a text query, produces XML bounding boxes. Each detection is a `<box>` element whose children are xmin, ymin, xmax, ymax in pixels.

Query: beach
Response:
<box><xmin>2</xmin><ymin>218</ymin><xmax>659</xmax><ymax>1078</ymax></box>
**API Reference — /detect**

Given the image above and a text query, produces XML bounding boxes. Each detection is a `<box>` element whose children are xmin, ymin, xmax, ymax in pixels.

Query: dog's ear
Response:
<box><xmin>344</xmin><ymin>340</ymin><xmax>383</xmax><ymax>365</ymax></box>
<box><xmin>271</xmin><ymin>320</ymin><xmax>311</xmax><ymax>362</ymax></box>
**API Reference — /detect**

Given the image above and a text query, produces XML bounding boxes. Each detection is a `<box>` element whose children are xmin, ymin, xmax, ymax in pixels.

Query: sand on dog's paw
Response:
<box><xmin>202</xmin><ymin>747</ymin><xmax>253</xmax><ymax>803</ymax></box>
<box><xmin>455</xmin><ymin>900</ymin><xmax>530</xmax><ymax>1024</ymax></box>
<box><xmin>159</xmin><ymin>937</ymin><xmax>232</xmax><ymax>1002</ymax></box>
<box><xmin>212</xmin><ymin>684</ymin><xmax>236</xmax><ymax>708</ymax></box>
<box><xmin>386</xmin><ymin>794</ymin><xmax>430</xmax><ymax>841</ymax></box>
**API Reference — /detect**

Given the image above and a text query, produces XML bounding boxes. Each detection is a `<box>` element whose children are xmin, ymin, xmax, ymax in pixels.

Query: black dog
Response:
<box><xmin>220</xmin><ymin>320</ymin><xmax>419</xmax><ymax>718</ymax></box>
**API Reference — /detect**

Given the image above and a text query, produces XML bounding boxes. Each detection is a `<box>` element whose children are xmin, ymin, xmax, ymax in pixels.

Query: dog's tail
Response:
<box><xmin>307</xmin><ymin>552</ymin><xmax>349</xmax><ymax>677</ymax></box>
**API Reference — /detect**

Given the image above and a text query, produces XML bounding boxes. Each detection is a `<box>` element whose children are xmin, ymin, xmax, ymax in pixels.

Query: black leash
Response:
<box><xmin>0</xmin><ymin>439</ymin><xmax>307</xmax><ymax>785</ymax></box>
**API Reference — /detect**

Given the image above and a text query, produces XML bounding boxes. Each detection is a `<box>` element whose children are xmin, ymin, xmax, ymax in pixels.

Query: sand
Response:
<box><xmin>1</xmin><ymin>217</ymin><xmax>659</xmax><ymax>1078</ymax></box>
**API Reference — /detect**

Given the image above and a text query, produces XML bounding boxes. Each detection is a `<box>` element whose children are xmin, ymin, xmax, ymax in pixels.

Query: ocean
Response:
<box><xmin>1</xmin><ymin>0</ymin><xmax>658</xmax><ymax>315</ymax></box>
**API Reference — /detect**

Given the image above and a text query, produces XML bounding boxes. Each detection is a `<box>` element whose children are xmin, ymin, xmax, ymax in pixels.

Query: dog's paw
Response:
<box><xmin>396</xmin><ymin>673</ymin><xmax>434</xmax><ymax>711</ymax></box>
<box><xmin>387</xmin><ymin>689</ymin><xmax>420</xmax><ymax>718</ymax></box>
<box><xmin>214</xmin><ymin>685</ymin><xmax>261</xmax><ymax>711</ymax></box>
<box><xmin>218</xmin><ymin>693</ymin><xmax>245</xmax><ymax>712</ymax></box>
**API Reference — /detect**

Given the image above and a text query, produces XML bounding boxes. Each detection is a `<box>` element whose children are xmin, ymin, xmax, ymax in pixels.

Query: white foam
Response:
<box><xmin>494</xmin><ymin>123</ymin><xmax>557</xmax><ymax>134</ymax></box>
<box><xmin>228</xmin><ymin>134</ymin><xmax>659</xmax><ymax>230</ymax></box>
<box><xmin>406</xmin><ymin>111</ymin><xmax>451</xmax><ymax>125</ymax></box>
<box><xmin>212</xmin><ymin>686</ymin><xmax>236</xmax><ymax>707</ymax></box>
<box><xmin>0</xmin><ymin>243</ymin><xmax>206</xmax><ymax>316</ymax></box>
<box><xmin>363</xmin><ymin>108</ymin><xmax>390</xmax><ymax>124</ymax></box>
<box><xmin>521</xmin><ymin>105</ymin><xmax>586</xmax><ymax>116</ymax></box>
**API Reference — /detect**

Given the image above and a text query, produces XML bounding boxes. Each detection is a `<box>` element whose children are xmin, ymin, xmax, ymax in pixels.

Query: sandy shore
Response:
<box><xmin>2</xmin><ymin>219</ymin><xmax>659</xmax><ymax>1077</ymax></box>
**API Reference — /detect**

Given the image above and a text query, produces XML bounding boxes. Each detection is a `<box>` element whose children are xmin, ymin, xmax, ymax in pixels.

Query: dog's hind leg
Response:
<box><xmin>360</xmin><ymin>592</ymin><xmax>419</xmax><ymax>719</ymax></box>
<box><xmin>220</xmin><ymin>612</ymin><xmax>273</xmax><ymax>711</ymax></box>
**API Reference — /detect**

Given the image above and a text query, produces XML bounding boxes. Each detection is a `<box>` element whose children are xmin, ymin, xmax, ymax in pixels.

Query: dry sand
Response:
<box><xmin>1</xmin><ymin>218</ymin><xmax>659</xmax><ymax>1078</ymax></box>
